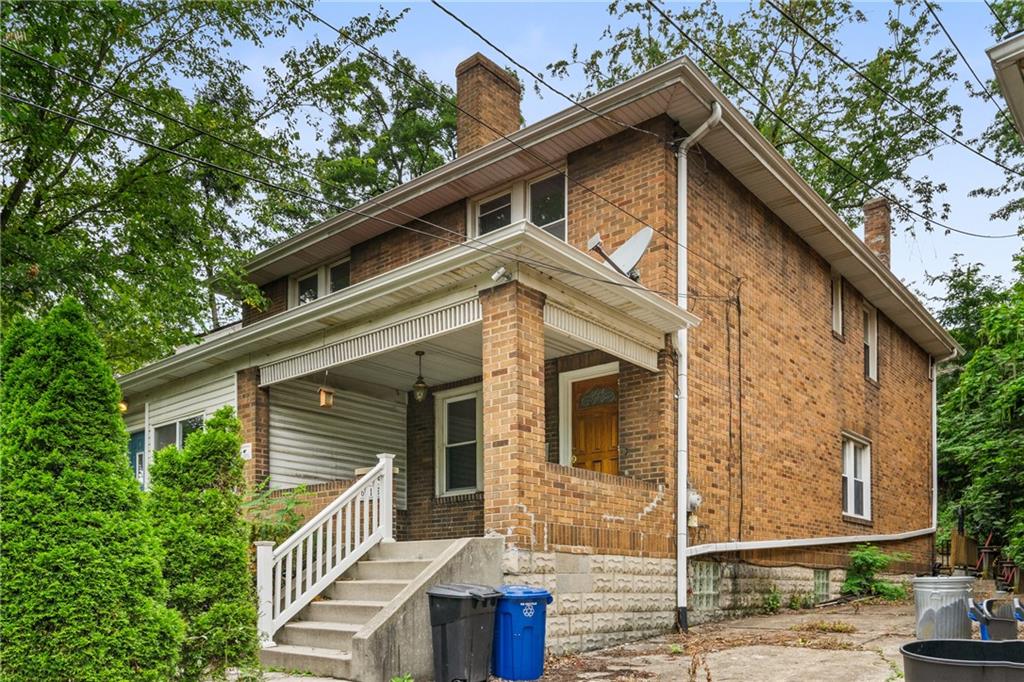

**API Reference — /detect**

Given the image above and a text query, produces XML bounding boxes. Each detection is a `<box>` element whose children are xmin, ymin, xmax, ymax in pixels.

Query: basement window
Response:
<box><xmin>863</xmin><ymin>304</ymin><xmax>878</xmax><ymax>381</ymax></box>
<box><xmin>435</xmin><ymin>385</ymin><xmax>483</xmax><ymax>496</ymax></box>
<box><xmin>691</xmin><ymin>561</ymin><xmax>721</xmax><ymax>611</ymax></box>
<box><xmin>841</xmin><ymin>434</ymin><xmax>871</xmax><ymax>520</ymax></box>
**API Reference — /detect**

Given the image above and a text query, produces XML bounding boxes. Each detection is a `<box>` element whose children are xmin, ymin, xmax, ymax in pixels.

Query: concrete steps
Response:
<box><xmin>259</xmin><ymin>539</ymin><xmax>454</xmax><ymax>679</ymax></box>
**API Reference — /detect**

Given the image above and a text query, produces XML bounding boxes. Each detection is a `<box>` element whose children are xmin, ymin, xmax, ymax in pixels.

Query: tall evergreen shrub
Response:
<box><xmin>0</xmin><ymin>299</ymin><xmax>184</xmax><ymax>681</ymax></box>
<box><xmin>148</xmin><ymin>406</ymin><xmax>260</xmax><ymax>681</ymax></box>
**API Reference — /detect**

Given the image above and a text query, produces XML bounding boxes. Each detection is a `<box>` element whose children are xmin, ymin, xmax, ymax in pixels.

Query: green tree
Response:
<box><xmin>938</xmin><ymin>254</ymin><xmax>1024</xmax><ymax>564</ymax></box>
<box><xmin>1</xmin><ymin>3</ymin><xmax>455</xmax><ymax>372</ymax></box>
<box><xmin>0</xmin><ymin>298</ymin><xmax>184</xmax><ymax>681</ymax></box>
<box><xmin>148</xmin><ymin>406</ymin><xmax>258</xmax><ymax>681</ymax></box>
<box><xmin>549</xmin><ymin>0</ymin><xmax>961</xmax><ymax>229</ymax></box>
<box><xmin>968</xmin><ymin>0</ymin><xmax>1024</xmax><ymax>229</ymax></box>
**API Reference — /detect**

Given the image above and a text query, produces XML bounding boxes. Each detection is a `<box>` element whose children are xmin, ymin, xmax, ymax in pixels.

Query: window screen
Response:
<box><xmin>478</xmin><ymin>193</ymin><xmax>512</xmax><ymax>235</ymax></box>
<box><xmin>444</xmin><ymin>396</ymin><xmax>478</xmax><ymax>491</ymax></box>
<box><xmin>529</xmin><ymin>174</ymin><xmax>566</xmax><ymax>240</ymax></box>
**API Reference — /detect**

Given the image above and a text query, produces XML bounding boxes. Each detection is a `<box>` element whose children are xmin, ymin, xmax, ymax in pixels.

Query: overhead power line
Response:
<box><xmin>291</xmin><ymin>1</ymin><xmax>742</xmax><ymax>283</ymax></box>
<box><xmin>2</xmin><ymin>89</ymin><xmax>736</xmax><ymax>302</ymax></box>
<box><xmin>924</xmin><ymin>1</ymin><xmax>1014</xmax><ymax>126</ymax></box>
<box><xmin>984</xmin><ymin>0</ymin><xmax>1011</xmax><ymax>35</ymax></box>
<box><xmin>646</xmin><ymin>0</ymin><xmax>1021</xmax><ymax>240</ymax></box>
<box><xmin>430</xmin><ymin>0</ymin><xmax>666</xmax><ymax>144</ymax></box>
<box><xmin>765</xmin><ymin>0</ymin><xmax>1021</xmax><ymax>179</ymax></box>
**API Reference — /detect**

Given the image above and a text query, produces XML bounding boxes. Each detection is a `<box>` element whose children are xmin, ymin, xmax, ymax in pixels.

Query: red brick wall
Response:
<box><xmin>684</xmin><ymin>146</ymin><xmax>933</xmax><ymax>569</ymax></box>
<box><xmin>405</xmin><ymin>379</ymin><xmax>485</xmax><ymax>540</ymax></box>
<box><xmin>455</xmin><ymin>53</ymin><xmax>521</xmax><ymax>156</ymax></box>
<box><xmin>242</xmin><ymin>277</ymin><xmax>288</xmax><ymax>327</ymax></box>
<box><xmin>237</xmin><ymin>367</ymin><xmax>270</xmax><ymax>487</ymax></box>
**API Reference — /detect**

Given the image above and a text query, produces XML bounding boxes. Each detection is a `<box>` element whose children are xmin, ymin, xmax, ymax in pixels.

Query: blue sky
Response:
<box><xmin>235</xmin><ymin>1</ymin><xmax>1022</xmax><ymax>300</ymax></box>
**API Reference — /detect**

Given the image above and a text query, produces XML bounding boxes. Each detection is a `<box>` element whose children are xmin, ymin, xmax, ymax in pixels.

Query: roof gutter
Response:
<box><xmin>675</xmin><ymin>101</ymin><xmax>722</xmax><ymax>632</ymax></box>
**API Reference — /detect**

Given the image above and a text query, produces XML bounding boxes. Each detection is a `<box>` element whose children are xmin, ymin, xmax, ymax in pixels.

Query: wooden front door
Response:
<box><xmin>571</xmin><ymin>374</ymin><xmax>619</xmax><ymax>475</ymax></box>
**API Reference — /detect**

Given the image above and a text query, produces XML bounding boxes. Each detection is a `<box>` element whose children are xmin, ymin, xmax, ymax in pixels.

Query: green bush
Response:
<box><xmin>244</xmin><ymin>479</ymin><xmax>308</xmax><ymax>545</ymax></box>
<box><xmin>0</xmin><ymin>300</ymin><xmax>184</xmax><ymax>681</ymax></box>
<box><xmin>841</xmin><ymin>544</ymin><xmax>909</xmax><ymax>600</ymax></box>
<box><xmin>762</xmin><ymin>584</ymin><xmax>782</xmax><ymax>614</ymax></box>
<box><xmin>149</xmin><ymin>406</ymin><xmax>260</xmax><ymax>681</ymax></box>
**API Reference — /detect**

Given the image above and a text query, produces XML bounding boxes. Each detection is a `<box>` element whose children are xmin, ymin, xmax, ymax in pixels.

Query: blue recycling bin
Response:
<box><xmin>492</xmin><ymin>584</ymin><xmax>553</xmax><ymax>681</ymax></box>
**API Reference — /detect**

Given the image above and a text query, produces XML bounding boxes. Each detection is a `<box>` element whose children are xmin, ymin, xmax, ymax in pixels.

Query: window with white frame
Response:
<box><xmin>435</xmin><ymin>385</ymin><xmax>482</xmax><ymax>495</ymax></box>
<box><xmin>831</xmin><ymin>272</ymin><xmax>843</xmax><ymax>335</ymax></box>
<box><xmin>528</xmin><ymin>173</ymin><xmax>566</xmax><ymax>240</ymax></box>
<box><xmin>842</xmin><ymin>434</ymin><xmax>871</xmax><ymax>519</ymax></box>
<box><xmin>153</xmin><ymin>414</ymin><xmax>204</xmax><ymax>451</ymax></box>
<box><xmin>290</xmin><ymin>255</ymin><xmax>352</xmax><ymax>308</ymax></box>
<box><xmin>863</xmin><ymin>304</ymin><xmax>878</xmax><ymax>380</ymax></box>
<box><xmin>477</xmin><ymin>192</ymin><xmax>512</xmax><ymax>235</ymax></box>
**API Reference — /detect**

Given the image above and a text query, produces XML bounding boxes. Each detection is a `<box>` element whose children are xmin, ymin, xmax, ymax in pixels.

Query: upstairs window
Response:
<box><xmin>478</xmin><ymin>193</ymin><xmax>512</xmax><ymax>235</ymax></box>
<box><xmin>329</xmin><ymin>258</ymin><xmax>351</xmax><ymax>293</ymax></box>
<box><xmin>528</xmin><ymin>173</ymin><xmax>566</xmax><ymax>240</ymax></box>
<box><xmin>831</xmin><ymin>272</ymin><xmax>843</xmax><ymax>335</ymax></box>
<box><xmin>295</xmin><ymin>271</ymin><xmax>319</xmax><ymax>306</ymax></box>
<box><xmin>842</xmin><ymin>435</ymin><xmax>871</xmax><ymax>520</ymax></box>
<box><xmin>863</xmin><ymin>304</ymin><xmax>878</xmax><ymax>381</ymax></box>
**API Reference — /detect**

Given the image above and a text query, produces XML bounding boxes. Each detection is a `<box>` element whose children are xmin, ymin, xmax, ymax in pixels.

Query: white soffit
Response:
<box><xmin>259</xmin><ymin>298</ymin><xmax>482</xmax><ymax>386</ymax></box>
<box><xmin>545</xmin><ymin>303</ymin><xmax>661</xmax><ymax>372</ymax></box>
<box><xmin>988</xmin><ymin>32</ymin><xmax>1024</xmax><ymax>140</ymax></box>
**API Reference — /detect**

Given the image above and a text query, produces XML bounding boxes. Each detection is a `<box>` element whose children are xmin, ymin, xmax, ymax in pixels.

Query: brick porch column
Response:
<box><xmin>237</xmin><ymin>366</ymin><xmax>270</xmax><ymax>488</ymax></box>
<box><xmin>479</xmin><ymin>281</ymin><xmax>546</xmax><ymax>549</ymax></box>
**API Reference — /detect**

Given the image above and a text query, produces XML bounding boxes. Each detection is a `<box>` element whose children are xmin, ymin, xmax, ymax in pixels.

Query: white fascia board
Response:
<box><xmin>120</xmin><ymin>222</ymin><xmax>695</xmax><ymax>393</ymax></box>
<box><xmin>988</xmin><ymin>33</ymin><xmax>1024</xmax><ymax>139</ymax></box>
<box><xmin>676</xmin><ymin>62</ymin><xmax>960</xmax><ymax>360</ymax></box>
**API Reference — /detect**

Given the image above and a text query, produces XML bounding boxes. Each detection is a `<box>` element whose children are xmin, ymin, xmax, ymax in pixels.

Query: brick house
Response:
<box><xmin>118</xmin><ymin>54</ymin><xmax>958</xmax><ymax>678</ymax></box>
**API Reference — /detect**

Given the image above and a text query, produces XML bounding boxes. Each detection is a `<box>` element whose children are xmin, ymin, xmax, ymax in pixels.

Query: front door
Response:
<box><xmin>571</xmin><ymin>374</ymin><xmax>619</xmax><ymax>475</ymax></box>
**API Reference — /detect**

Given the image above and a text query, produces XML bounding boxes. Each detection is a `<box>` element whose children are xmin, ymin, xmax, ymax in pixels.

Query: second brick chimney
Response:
<box><xmin>455</xmin><ymin>52</ymin><xmax>521</xmax><ymax>156</ymax></box>
<box><xmin>863</xmin><ymin>196</ymin><xmax>892</xmax><ymax>268</ymax></box>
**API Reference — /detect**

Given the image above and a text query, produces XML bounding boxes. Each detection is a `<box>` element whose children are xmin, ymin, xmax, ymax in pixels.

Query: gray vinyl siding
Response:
<box><xmin>268</xmin><ymin>381</ymin><xmax>408</xmax><ymax>508</ymax></box>
<box><xmin>147</xmin><ymin>373</ymin><xmax>237</xmax><ymax>434</ymax></box>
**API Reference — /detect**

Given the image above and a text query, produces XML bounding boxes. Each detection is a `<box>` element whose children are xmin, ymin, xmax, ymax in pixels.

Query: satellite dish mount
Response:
<box><xmin>587</xmin><ymin>226</ymin><xmax>654</xmax><ymax>282</ymax></box>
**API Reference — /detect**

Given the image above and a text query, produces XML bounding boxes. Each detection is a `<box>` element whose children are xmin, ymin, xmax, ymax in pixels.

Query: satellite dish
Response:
<box><xmin>587</xmin><ymin>226</ymin><xmax>653</xmax><ymax>281</ymax></box>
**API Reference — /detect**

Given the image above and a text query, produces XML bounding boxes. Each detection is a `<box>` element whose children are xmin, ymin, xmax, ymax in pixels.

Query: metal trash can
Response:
<box><xmin>492</xmin><ymin>584</ymin><xmax>553</xmax><ymax>681</ymax></box>
<box><xmin>426</xmin><ymin>583</ymin><xmax>501</xmax><ymax>682</ymax></box>
<box><xmin>912</xmin><ymin>576</ymin><xmax>974</xmax><ymax>640</ymax></box>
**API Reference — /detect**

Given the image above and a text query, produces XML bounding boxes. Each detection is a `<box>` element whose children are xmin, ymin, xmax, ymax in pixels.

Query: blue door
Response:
<box><xmin>128</xmin><ymin>431</ymin><xmax>145</xmax><ymax>489</ymax></box>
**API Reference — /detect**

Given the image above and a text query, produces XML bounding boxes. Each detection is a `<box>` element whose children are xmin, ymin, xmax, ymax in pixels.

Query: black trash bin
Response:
<box><xmin>426</xmin><ymin>583</ymin><xmax>501</xmax><ymax>682</ymax></box>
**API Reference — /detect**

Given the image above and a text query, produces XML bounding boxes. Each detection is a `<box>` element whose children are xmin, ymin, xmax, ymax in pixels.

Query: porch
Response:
<box><xmin>239</xmin><ymin>222</ymin><xmax>699</xmax><ymax>556</ymax></box>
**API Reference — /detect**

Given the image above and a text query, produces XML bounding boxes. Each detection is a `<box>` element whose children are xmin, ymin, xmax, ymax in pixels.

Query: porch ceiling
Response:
<box><xmin>292</xmin><ymin>323</ymin><xmax>591</xmax><ymax>393</ymax></box>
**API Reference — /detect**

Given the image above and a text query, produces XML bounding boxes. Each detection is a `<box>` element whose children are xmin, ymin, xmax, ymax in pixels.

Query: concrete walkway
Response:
<box><xmin>541</xmin><ymin>601</ymin><xmax>920</xmax><ymax>681</ymax></box>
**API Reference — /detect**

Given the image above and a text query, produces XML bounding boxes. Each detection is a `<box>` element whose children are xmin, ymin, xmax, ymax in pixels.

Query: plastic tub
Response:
<box><xmin>900</xmin><ymin>640</ymin><xmax>1024</xmax><ymax>682</ymax></box>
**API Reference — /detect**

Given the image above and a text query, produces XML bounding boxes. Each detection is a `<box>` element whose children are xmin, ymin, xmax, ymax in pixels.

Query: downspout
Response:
<box><xmin>676</xmin><ymin>101</ymin><xmax>721</xmax><ymax>631</ymax></box>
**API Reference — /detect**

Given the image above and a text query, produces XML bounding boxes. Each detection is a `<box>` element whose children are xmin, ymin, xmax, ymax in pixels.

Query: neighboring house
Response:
<box><xmin>118</xmin><ymin>53</ymin><xmax>959</xmax><ymax>679</ymax></box>
<box><xmin>988</xmin><ymin>28</ymin><xmax>1024</xmax><ymax>140</ymax></box>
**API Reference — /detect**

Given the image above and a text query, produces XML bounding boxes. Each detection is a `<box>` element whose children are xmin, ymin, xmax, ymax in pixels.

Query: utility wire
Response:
<box><xmin>984</xmin><ymin>0</ymin><xmax>1011</xmax><ymax>35</ymax></box>
<box><xmin>765</xmin><ymin>0</ymin><xmax>1021</xmax><ymax>179</ymax></box>
<box><xmin>2</xmin><ymin>89</ymin><xmax>734</xmax><ymax>302</ymax></box>
<box><xmin>647</xmin><ymin>0</ymin><xmax>1021</xmax><ymax>240</ymax></box>
<box><xmin>293</xmin><ymin>1</ymin><xmax>743</xmax><ymax>283</ymax></box>
<box><xmin>430</xmin><ymin>0</ymin><xmax>667</xmax><ymax>144</ymax></box>
<box><xmin>924</xmin><ymin>1</ymin><xmax>1013</xmax><ymax>125</ymax></box>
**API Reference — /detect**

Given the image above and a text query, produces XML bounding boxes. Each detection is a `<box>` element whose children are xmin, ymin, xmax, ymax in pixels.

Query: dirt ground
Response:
<box><xmin>539</xmin><ymin>601</ymin><xmax>920</xmax><ymax>682</ymax></box>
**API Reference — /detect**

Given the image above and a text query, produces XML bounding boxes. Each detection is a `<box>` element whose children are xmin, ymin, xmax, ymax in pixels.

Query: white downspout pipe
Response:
<box><xmin>675</xmin><ymin>101</ymin><xmax>721</xmax><ymax>631</ymax></box>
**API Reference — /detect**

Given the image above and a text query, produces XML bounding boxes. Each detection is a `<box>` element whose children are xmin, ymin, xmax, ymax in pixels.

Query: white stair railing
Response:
<box><xmin>256</xmin><ymin>453</ymin><xmax>394</xmax><ymax>645</ymax></box>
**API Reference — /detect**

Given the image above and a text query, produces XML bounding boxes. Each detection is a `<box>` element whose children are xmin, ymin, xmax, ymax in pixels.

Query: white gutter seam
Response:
<box><xmin>686</xmin><ymin>526</ymin><xmax>936</xmax><ymax>557</ymax></box>
<box><xmin>676</xmin><ymin>102</ymin><xmax>722</xmax><ymax>617</ymax></box>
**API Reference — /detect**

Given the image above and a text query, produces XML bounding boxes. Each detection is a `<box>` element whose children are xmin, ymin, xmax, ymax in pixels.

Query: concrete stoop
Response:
<box><xmin>260</xmin><ymin>537</ymin><xmax>503</xmax><ymax>682</ymax></box>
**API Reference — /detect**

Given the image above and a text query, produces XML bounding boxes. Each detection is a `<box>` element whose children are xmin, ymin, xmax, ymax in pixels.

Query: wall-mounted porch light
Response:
<box><xmin>118</xmin><ymin>400</ymin><xmax>129</xmax><ymax>413</ymax></box>
<box><xmin>412</xmin><ymin>350</ymin><xmax>429</xmax><ymax>403</ymax></box>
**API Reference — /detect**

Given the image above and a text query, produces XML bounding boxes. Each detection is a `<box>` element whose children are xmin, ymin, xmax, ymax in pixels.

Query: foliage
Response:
<box><xmin>548</xmin><ymin>0</ymin><xmax>961</xmax><ymax>229</ymax></box>
<box><xmin>938</xmin><ymin>254</ymin><xmax>1024</xmax><ymax>565</ymax></box>
<box><xmin>0</xmin><ymin>298</ymin><xmax>184</xmax><ymax>681</ymax></box>
<box><xmin>934</xmin><ymin>499</ymin><xmax>957</xmax><ymax>549</ymax></box>
<box><xmin>1</xmin><ymin>3</ymin><xmax>454</xmax><ymax>372</ymax></box>
<box><xmin>794</xmin><ymin>620</ymin><xmax>856</xmax><ymax>634</ymax></box>
<box><xmin>969</xmin><ymin>0</ymin><xmax>1024</xmax><ymax>227</ymax></box>
<box><xmin>762</xmin><ymin>584</ymin><xmax>782</xmax><ymax>614</ymax></box>
<box><xmin>148</xmin><ymin>406</ymin><xmax>259</xmax><ymax>681</ymax></box>
<box><xmin>243</xmin><ymin>479</ymin><xmax>308</xmax><ymax>546</ymax></box>
<box><xmin>841</xmin><ymin>544</ymin><xmax>909</xmax><ymax>599</ymax></box>
<box><xmin>787</xmin><ymin>591</ymin><xmax>815</xmax><ymax>610</ymax></box>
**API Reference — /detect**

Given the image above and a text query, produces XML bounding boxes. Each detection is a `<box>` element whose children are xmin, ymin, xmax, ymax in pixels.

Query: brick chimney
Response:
<box><xmin>862</xmin><ymin>196</ymin><xmax>891</xmax><ymax>267</ymax></box>
<box><xmin>455</xmin><ymin>52</ymin><xmax>521</xmax><ymax>156</ymax></box>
